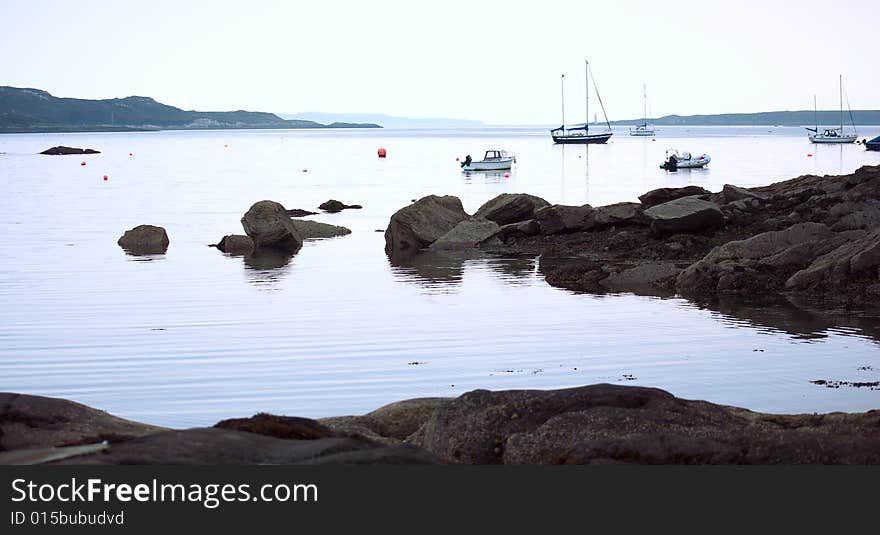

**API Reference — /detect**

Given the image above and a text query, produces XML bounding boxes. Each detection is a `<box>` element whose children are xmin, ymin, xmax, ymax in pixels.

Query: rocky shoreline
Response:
<box><xmin>1</xmin><ymin>384</ymin><xmax>878</xmax><ymax>464</ymax></box>
<box><xmin>385</xmin><ymin>165</ymin><xmax>880</xmax><ymax>307</ymax></box>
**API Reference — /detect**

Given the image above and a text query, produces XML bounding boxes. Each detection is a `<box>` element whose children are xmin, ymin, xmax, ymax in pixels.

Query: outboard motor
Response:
<box><xmin>461</xmin><ymin>155</ymin><xmax>472</xmax><ymax>168</ymax></box>
<box><xmin>660</xmin><ymin>154</ymin><xmax>678</xmax><ymax>171</ymax></box>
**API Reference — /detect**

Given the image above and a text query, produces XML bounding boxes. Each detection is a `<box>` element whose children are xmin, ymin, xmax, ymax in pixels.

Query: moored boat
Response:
<box><xmin>551</xmin><ymin>59</ymin><xmax>613</xmax><ymax>145</ymax></box>
<box><xmin>866</xmin><ymin>135</ymin><xmax>880</xmax><ymax>151</ymax></box>
<box><xmin>660</xmin><ymin>149</ymin><xmax>710</xmax><ymax>170</ymax></box>
<box><xmin>461</xmin><ymin>150</ymin><xmax>515</xmax><ymax>171</ymax></box>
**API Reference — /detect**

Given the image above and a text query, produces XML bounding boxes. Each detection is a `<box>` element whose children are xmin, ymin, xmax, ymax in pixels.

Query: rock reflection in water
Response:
<box><xmin>242</xmin><ymin>247</ymin><xmax>298</xmax><ymax>287</ymax></box>
<box><xmin>388</xmin><ymin>251</ymin><xmax>538</xmax><ymax>293</ymax></box>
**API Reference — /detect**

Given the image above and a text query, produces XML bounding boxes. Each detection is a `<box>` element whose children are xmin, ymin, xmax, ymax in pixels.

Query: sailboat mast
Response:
<box><xmin>839</xmin><ymin>74</ymin><xmax>843</xmax><ymax>132</ymax></box>
<box><xmin>813</xmin><ymin>94</ymin><xmax>817</xmax><ymax>132</ymax></box>
<box><xmin>585</xmin><ymin>59</ymin><xmax>589</xmax><ymax>129</ymax></box>
<box><xmin>561</xmin><ymin>74</ymin><xmax>565</xmax><ymax>132</ymax></box>
<box><xmin>643</xmin><ymin>84</ymin><xmax>647</xmax><ymax>126</ymax></box>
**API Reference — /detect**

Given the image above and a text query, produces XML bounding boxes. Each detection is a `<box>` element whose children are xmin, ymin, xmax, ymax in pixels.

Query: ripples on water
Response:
<box><xmin>0</xmin><ymin>126</ymin><xmax>879</xmax><ymax>427</ymax></box>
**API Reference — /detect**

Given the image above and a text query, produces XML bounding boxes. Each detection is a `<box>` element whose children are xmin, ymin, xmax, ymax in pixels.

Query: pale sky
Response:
<box><xmin>2</xmin><ymin>0</ymin><xmax>877</xmax><ymax>124</ymax></box>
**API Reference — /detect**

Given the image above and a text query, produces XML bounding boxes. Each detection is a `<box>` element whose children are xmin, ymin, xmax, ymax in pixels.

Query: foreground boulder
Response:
<box><xmin>290</xmin><ymin>220</ymin><xmax>351</xmax><ymax>240</ymax></box>
<box><xmin>321</xmin><ymin>398</ymin><xmax>448</xmax><ymax>444</ymax></box>
<box><xmin>0</xmin><ymin>393</ymin><xmax>162</xmax><ymax>453</ymax></box>
<box><xmin>644</xmin><ymin>196</ymin><xmax>724</xmax><ymax>235</ymax></box>
<box><xmin>241</xmin><ymin>200</ymin><xmax>303</xmax><ymax>252</ymax></box>
<box><xmin>117</xmin><ymin>224</ymin><xmax>169</xmax><ymax>255</ymax></box>
<box><xmin>215</xmin><ymin>234</ymin><xmax>254</xmax><ymax>255</ymax></box>
<box><xmin>474</xmin><ymin>193</ymin><xmax>550</xmax><ymax>226</ymax></box>
<box><xmin>319</xmin><ymin>199</ymin><xmax>362</xmax><ymax>213</ymax></box>
<box><xmin>384</xmin><ymin>195</ymin><xmax>469</xmax><ymax>254</ymax></box>
<box><xmin>429</xmin><ymin>219</ymin><xmax>500</xmax><ymax>250</ymax></box>
<box><xmin>411</xmin><ymin>384</ymin><xmax>880</xmax><ymax>464</ymax></box>
<box><xmin>639</xmin><ymin>185</ymin><xmax>710</xmax><ymax>208</ymax></box>
<box><xmin>39</xmin><ymin>146</ymin><xmax>100</xmax><ymax>155</ymax></box>
<box><xmin>215</xmin><ymin>413</ymin><xmax>335</xmax><ymax>440</ymax></box>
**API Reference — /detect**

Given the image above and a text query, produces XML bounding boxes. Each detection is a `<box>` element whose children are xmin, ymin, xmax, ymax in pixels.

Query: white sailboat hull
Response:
<box><xmin>629</xmin><ymin>128</ymin><xmax>655</xmax><ymax>137</ymax></box>
<box><xmin>809</xmin><ymin>134</ymin><xmax>857</xmax><ymax>144</ymax></box>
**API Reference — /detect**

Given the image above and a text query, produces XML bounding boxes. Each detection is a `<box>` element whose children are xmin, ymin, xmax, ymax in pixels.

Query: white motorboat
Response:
<box><xmin>461</xmin><ymin>150</ymin><xmax>515</xmax><ymax>171</ymax></box>
<box><xmin>806</xmin><ymin>76</ymin><xmax>857</xmax><ymax>144</ymax></box>
<box><xmin>660</xmin><ymin>149</ymin><xmax>710</xmax><ymax>170</ymax></box>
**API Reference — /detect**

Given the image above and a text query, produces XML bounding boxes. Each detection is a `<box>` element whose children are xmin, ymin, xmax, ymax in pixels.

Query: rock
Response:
<box><xmin>286</xmin><ymin>208</ymin><xmax>319</xmax><ymax>217</ymax></box>
<box><xmin>241</xmin><ymin>200</ymin><xmax>303</xmax><ymax>253</ymax></box>
<box><xmin>785</xmin><ymin>227</ymin><xmax>880</xmax><ymax>297</ymax></box>
<box><xmin>534</xmin><ymin>204</ymin><xmax>595</xmax><ymax>235</ymax></box>
<box><xmin>644</xmin><ymin>196</ymin><xmax>724</xmax><ymax>235</ymax></box>
<box><xmin>825</xmin><ymin>200</ymin><xmax>880</xmax><ymax>231</ymax></box>
<box><xmin>720</xmin><ymin>184</ymin><xmax>766</xmax><ymax>203</ymax></box>
<box><xmin>384</xmin><ymin>195</ymin><xmax>469</xmax><ymax>254</ymax></box>
<box><xmin>493</xmin><ymin>219</ymin><xmax>541</xmax><ymax>241</ymax></box>
<box><xmin>473</xmin><ymin>193</ymin><xmax>550</xmax><ymax>226</ymax></box>
<box><xmin>0</xmin><ymin>393</ymin><xmax>163</xmax><ymax>452</ymax></box>
<box><xmin>411</xmin><ymin>384</ymin><xmax>880</xmax><ymax>464</ymax></box>
<box><xmin>290</xmin><ymin>220</ymin><xmax>351</xmax><ymax>240</ymax></box>
<box><xmin>676</xmin><ymin>222</ymin><xmax>841</xmax><ymax>295</ymax></box>
<box><xmin>117</xmin><ymin>224</ymin><xmax>169</xmax><ymax>255</ymax></box>
<box><xmin>321</xmin><ymin>397</ymin><xmax>448</xmax><ymax>444</ymax></box>
<box><xmin>599</xmin><ymin>262</ymin><xmax>682</xmax><ymax>291</ymax></box>
<box><xmin>639</xmin><ymin>185</ymin><xmax>710</xmax><ymax>208</ymax></box>
<box><xmin>215</xmin><ymin>234</ymin><xmax>254</xmax><ymax>255</ymax></box>
<box><xmin>39</xmin><ymin>146</ymin><xmax>100</xmax><ymax>155</ymax></box>
<box><xmin>296</xmin><ymin>444</ymin><xmax>440</xmax><ymax>465</ymax></box>
<box><xmin>430</xmin><ymin>219</ymin><xmax>501</xmax><ymax>250</ymax></box>
<box><xmin>593</xmin><ymin>202</ymin><xmax>649</xmax><ymax>228</ymax></box>
<box><xmin>214</xmin><ymin>413</ymin><xmax>335</xmax><ymax>440</ymax></box>
<box><xmin>319</xmin><ymin>199</ymin><xmax>362</xmax><ymax>212</ymax></box>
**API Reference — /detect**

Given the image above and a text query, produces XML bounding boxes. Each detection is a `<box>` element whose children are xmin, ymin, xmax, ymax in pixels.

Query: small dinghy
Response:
<box><xmin>660</xmin><ymin>149</ymin><xmax>710</xmax><ymax>170</ymax></box>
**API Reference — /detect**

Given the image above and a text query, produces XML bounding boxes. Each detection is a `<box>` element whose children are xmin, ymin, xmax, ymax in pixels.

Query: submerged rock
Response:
<box><xmin>319</xmin><ymin>199</ymin><xmax>362</xmax><ymax>212</ymax></box>
<box><xmin>290</xmin><ymin>219</ymin><xmax>351</xmax><ymax>240</ymax></box>
<box><xmin>39</xmin><ymin>146</ymin><xmax>100</xmax><ymax>155</ymax></box>
<box><xmin>215</xmin><ymin>234</ymin><xmax>254</xmax><ymax>255</ymax></box>
<box><xmin>117</xmin><ymin>224</ymin><xmax>169</xmax><ymax>255</ymax></box>
<box><xmin>286</xmin><ymin>208</ymin><xmax>319</xmax><ymax>217</ymax></box>
<box><xmin>241</xmin><ymin>200</ymin><xmax>303</xmax><ymax>253</ymax></box>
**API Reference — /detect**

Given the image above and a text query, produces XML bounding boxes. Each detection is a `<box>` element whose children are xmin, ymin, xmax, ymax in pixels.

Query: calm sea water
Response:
<box><xmin>1</xmin><ymin>125</ymin><xmax>879</xmax><ymax>427</ymax></box>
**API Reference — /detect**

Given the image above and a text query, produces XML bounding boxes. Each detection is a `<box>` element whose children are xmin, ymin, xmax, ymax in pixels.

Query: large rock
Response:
<box><xmin>411</xmin><ymin>384</ymin><xmax>880</xmax><ymax>464</ymax></box>
<box><xmin>429</xmin><ymin>219</ymin><xmax>500</xmax><ymax>250</ymax></box>
<box><xmin>639</xmin><ymin>185</ymin><xmax>710</xmax><ymax>208</ymax></box>
<box><xmin>215</xmin><ymin>234</ymin><xmax>254</xmax><ymax>255</ymax></box>
<box><xmin>644</xmin><ymin>196</ymin><xmax>724</xmax><ymax>235</ymax></box>
<box><xmin>321</xmin><ymin>398</ymin><xmax>448</xmax><ymax>444</ymax></box>
<box><xmin>599</xmin><ymin>262</ymin><xmax>682</xmax><ymax>291</ymax></box>
<box><xmin>785</xmin><ymin>227</ymin><xmax>880</xmax><ymax>295</ymax></box>
<box><xmin>214</xmin><ymin>413</ymin><xmax>335</xmax><ymax>440</ymax></box>
<box><xmin>720</xmin><ymin>184</ymin><xmax>766</xmax><ymax>204</ymax></box>
<box><xmin>241</xmin><ymin>200</ymin><xmax>303</xmax><ymax>252</ymax></box>
<box><xmin>290</xmin><ymin>220</ymin><xmax>351</xmax><ymax>240</ymax></box>
<box><xmin>40</xmin><ymin>146</ymin><xmax>100</xmax><ymax>155</ymax></box>
<box><xmin>384</xmin><ymin>195</ymin><xmax>469</xmax><ymax>254</ymax></box>
<box><xmin>593</xmin><ymin>202</ymin><xmax>649</xmax><ymax>228</ymax></box>
<box><xmin>117</xmin><ymin>224</ymin><xmax>169</xmax><ymax>255</ymax></box>
<box><xmin>474</xmin><ymin>193</ymin><xmax>550</xmax><ymax>226</ymax></box>
<box><xmin>0</xmin><ymin>393</ymin><xmax>163</xmax><ymax>453</ymax></box>
<box><xmin>534</xmin><ymin>204</ymin><xmax>595</xmax><ymax>235</ymax></box>
<box><xmin>676</xmin><ymin>222</ymin><xmax>842</xmax><ymax>295</ymax></box>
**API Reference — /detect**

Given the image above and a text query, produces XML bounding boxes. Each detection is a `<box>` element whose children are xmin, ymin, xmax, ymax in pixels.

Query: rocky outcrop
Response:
<box><xmin>240</xmin><ymin>200</ymin><xmax>303</xmax><ymax>253</ymax></box>
<box><xmin>321</xmin><ymin>398</ymin><xmax>448</xmax><ymax>444</ymax></box>
<box><xmin>319</xmin><ymin>199</ymin><xmax>362</xmax><ymax>213</ymax></box>
<box><xmin>0</xmin><ymin>393</ymin><xmax>163</xmax><ymax>453</ymax></box>
<box><xmin>644</xmin><ymin>196</ymin><xmax>725</xmax><ymax>235</ymax></box>
<box><xmin>473</xmin><ymin>193</ymin><xmax>550</xmax><ymax>226</ymax></box>
<box><xmin>290</xmin><ymin>220</ymin><xmax>352</xmax><ymax>240</ymax></box>
<box><xmin>429</xmin><ymin>219</ymin><xmax>500</xmax><ymax>250</ymax></box>
<box><xmin>411</xmin><ymin>384</ymin><xmax>880</xmax><ymax>464</ymax></box>
<box><xmin>214</xmin><ymin>413</ymin><xmax>335</xmax><ymax>440</ymax></box>
<box><xmin>215</xmin><ymin>234</ymin><xmax>254</xmax><ymax>255</ymax></box>
<box><xmin>384</xmin><ymin>195</ymin><xmax>469</xmax><ymax>254</ymax></box>
<box><xmin>39</xmin><ymin>146</ymin><xmax>100</xmax><ymax>155</ymax></box>
<box><xmin>534</xmin><ymin>204</ymin><xmax>595</xmax><ymax>234</ymax></box>
<box><xmin>639</xmin><ymin>185</ymin><xmax>710</xmax><ymax>208</ymax></box>
<box><xmin>117</xmin><ymin>224</ymin><xmax>169</xmax><ymax>255</ymax></box>
<box><xmin>784</xmin><ymin>227</ymin><xmax>880</xmax><ymax>298</ymax></box>
<box><xmin>593</xmin><ymin>202</ymin><xmax>649</xmax><ymax>229</ymax></box>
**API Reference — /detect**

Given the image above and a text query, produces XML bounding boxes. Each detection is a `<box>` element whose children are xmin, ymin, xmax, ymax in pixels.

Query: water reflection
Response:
<box><xmin>387</xmin><ymin>251</ymin><xmax>539</xmax><ymax>293</ymax></box>
<box><xmin>242</xmin><ymin>248</ymin><xmax>298</xmax><ymax>286</ymax></box>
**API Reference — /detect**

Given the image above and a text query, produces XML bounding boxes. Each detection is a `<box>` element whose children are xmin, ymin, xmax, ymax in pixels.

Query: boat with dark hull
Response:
<box><xmin>551</xmin><ymin>59</ymin><xmax>613</xmax><ymax>145</ymax></box>
<box><xmin>867</xmin><ymin>135</ymin><xmax>880</xmax><ymax>151</ymax></box>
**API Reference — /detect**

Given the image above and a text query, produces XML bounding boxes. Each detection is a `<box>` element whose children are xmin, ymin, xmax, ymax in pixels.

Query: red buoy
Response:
<box><xmin>377</xmin><ymin>147</ymin><xmax>387</xmax><ymax>158</ymax></box>
<box><xmin>503</xmin><ymin>172</ymin><xmax>510</xmax><ymax>178</ymax></box>
<box><xmin>455</xmin><ymin>157</ymin><xmax>460</xmax><ymax>161</ymax></box>
<box><xmin>103</xmin><ymin>175</ymin><xmax>108</xmax><ymax>181</ymax></box>
<box><xmin>807</xmin><ymin>153</ymin><xmax>813</xmax><ymax>157</ymax></box>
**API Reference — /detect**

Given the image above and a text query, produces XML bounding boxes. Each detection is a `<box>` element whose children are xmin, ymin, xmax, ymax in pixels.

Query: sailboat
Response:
<box><xmin>806</xmin><ymin>75</ymin><xmax>857</xmax><ymax>144</ymax></box>
<box><xmin>629</xmin><ymin>84</ymin><xmax>655</xmax><ymax>136</ymax></box>
<box><xmin>551</xmin><ymin>59</ymin><xmax>613</xmax><ymax>144</ymax></box>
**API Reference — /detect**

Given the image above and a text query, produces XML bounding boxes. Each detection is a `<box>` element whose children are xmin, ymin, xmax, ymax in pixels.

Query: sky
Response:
<box><xmin>1</xmin><ymin>0</ymin><xmax>877</xmax><ymax>124</ymax></box>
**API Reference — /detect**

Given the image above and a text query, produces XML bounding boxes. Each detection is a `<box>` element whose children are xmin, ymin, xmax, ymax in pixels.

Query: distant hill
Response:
<box><xmin>611</xmin><ymin>110</ymin><xmax>880</xmax><ymax>127</ymax></box>
<box><xmin>280</xmin><ymin>112</ymin><xmax>484</xmax><ymax>129</ymax></box>
<box><xmin>0</xmin><ymin>87</ymin><xmax>380</xmax><ymax>133</ymax></box>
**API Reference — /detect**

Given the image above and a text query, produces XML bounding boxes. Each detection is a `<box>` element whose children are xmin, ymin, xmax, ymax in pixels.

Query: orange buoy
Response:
<box><xmin>377</xmin><ymin>147</ymin><xmax>387</xmax><ymax>158</ymax></box>
<box><xmin>103</xmin><ymin>175</ymin><xmax>108</xmax><ymax>181</ymax></box>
